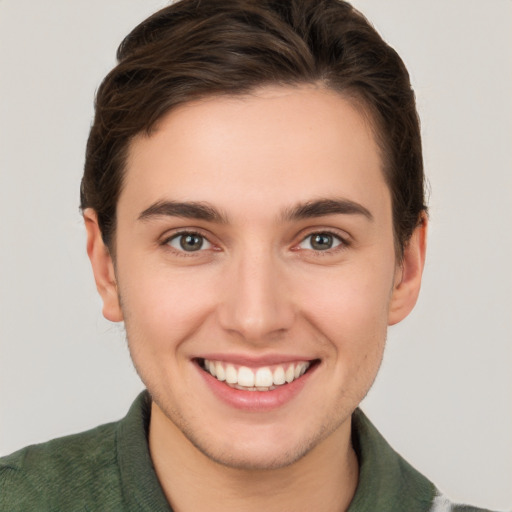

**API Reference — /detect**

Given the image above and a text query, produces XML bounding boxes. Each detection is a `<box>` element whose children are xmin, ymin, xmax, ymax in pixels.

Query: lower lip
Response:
<box><xmin>196</xmin><ymin>361</ymin><xmax>318</xmax><ymax>412</ymax></box>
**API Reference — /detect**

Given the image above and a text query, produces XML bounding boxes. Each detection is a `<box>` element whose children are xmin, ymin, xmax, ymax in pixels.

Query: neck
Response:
<box><xmin>149</xmin><ymin>403</ymin><xmax>359</xmax><ymax>512</ymax></box>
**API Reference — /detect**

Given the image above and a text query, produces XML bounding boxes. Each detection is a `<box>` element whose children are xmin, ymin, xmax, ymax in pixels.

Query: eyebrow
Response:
<box><xmin>138</xmin><ymin>200</ymin><xmax>228</xmax><ymax>223</ymax></box>
<box><xmin>137</xmin><ymin>197</ymin><xmax>373</xmax><ymax>224</ymax></box>
<box><xmin>282</xmin><ymin>198</ymin><xmax>373</xmax><ymax>222</ymax></box>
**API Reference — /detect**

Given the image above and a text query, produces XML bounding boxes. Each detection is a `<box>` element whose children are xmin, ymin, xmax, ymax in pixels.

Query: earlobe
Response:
<box><xmin>83</xmin><ymin>209</ymin><xmax>123</xmax><ymax>322</ymax></box>
<box><xmin>388</xmin><ymin>214</ymin><xmax>428</xmax><ymax>326</ymax></box>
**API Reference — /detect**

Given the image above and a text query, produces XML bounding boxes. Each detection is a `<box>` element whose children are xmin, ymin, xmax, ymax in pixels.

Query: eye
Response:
<box><xmin>298</xmin><ymin>232</ymin><xmax>344</xmax><ymax>251</ymax></box>
<box><xmin>166</xmin><ymin>232</ymin><xmax>212</xmax><ymax>252</ymax></box>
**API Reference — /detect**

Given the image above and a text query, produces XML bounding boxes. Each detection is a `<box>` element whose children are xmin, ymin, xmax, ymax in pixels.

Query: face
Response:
<box><xmin>86</xmin><ymin>85</ymin><xmax>425</xmax><ymax>470</ymax></box>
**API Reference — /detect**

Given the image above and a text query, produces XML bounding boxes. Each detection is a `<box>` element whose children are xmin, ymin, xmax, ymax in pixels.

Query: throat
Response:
<box><xmin>148</xmin><ymin>399</ymin><xmax>358</xmax><ymax>512</ymax></box>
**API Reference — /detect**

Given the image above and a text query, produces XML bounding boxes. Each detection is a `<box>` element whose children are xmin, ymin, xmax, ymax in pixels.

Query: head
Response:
<box><xmin>81</xmin><ymin>0</ymin><xmax>426</xmax><ymax>258</ymax></box>
<box><xmin>82</xmin><ymin>0</ymin><xmax>427</xmax><ymax>471</ymax></box>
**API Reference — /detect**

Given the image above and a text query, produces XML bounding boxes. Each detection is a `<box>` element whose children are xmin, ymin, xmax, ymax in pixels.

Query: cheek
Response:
<box><xmin>294</xmin><ymin>260</ymin><xmax>394</xmax><ymax>380</ymax></box>
<box><xmin>117</xmin><ymin>262</ymin><xmax>220</xmax><ymax>352</ymax></box>
<box><xmin>299</xmin><ymin>266</ymin><xmax>393</xmax><ymax>334</ymax></box>
<box><xmin>301</xmin><ymin>272</ymin><xmax>390</xmax><ymax>401</ymax></box>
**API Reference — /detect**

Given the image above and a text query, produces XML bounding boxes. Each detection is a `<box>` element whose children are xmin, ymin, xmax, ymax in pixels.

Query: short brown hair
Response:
<box><xmin>80</xmin><ymin>0</ymin><xmax>427</xmax><ymax>255</ymax></box>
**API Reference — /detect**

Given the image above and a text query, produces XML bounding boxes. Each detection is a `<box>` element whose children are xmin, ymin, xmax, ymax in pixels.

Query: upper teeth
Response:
<box><xmin>203</xmin><ymin>359</ymin><xmax>310</xmax><ymax>389</ymax></box>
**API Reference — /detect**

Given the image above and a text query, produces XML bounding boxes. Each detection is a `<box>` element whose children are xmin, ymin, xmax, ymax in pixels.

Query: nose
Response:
<box><xmin>217</xmin><ymin>248</ymin><xmax>295</xmax><ymax>343</ymax></box>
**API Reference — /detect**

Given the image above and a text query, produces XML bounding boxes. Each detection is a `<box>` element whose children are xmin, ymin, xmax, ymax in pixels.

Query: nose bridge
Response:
<box><xmin>218</xmin><ymin>242</ymin><xmax>294</xmax><ymax>341</ymax></box>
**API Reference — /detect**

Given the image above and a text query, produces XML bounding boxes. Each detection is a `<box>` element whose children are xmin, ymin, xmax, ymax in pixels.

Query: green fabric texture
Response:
<box><xmin>1</xmin><ymin>393</ymin><xmax>171</xmax><ymax>512</ymax></box>
<box><xmin>348</xmin><ymin>409</ymin><xmax>435</xmax><ymax>512</ymax></box>
<box><xmin>0</xmin><ymin>392</ymin><xmax>494</xmax><ymax>511</ymax></box>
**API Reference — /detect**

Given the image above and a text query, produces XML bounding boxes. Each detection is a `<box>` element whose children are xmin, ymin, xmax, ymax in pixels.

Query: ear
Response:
<box><xmin>388</xmin><ymin>214</ymin><xmax>428</xmax><ymax>326</ymax></box>
<box><xmin>83</xmin><ymin>208</ymin><xmax>123</xmax><ymax>322</ymax></box>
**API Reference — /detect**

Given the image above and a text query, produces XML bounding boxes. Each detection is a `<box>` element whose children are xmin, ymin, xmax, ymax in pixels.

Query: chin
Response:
<box><xmin>188</xmin><ymin>433</ymin><xmax>320</xmax><ymax>471</ymax></box>
<box><xmin>175</xmin><ymin>408</ymin><xmax>343</xmax><ymax>471</ymax></box>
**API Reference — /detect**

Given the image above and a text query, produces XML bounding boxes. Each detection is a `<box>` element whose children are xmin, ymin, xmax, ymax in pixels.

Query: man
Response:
<box><xmin>0</xmin><ymin>1</ymin><xmax>497</xmax><ymax>511</ymax></box>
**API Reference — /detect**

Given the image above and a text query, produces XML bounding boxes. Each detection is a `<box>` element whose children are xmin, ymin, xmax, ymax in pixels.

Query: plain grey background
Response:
<box><xmin>0</xmin><ymin>1</ymin><xmax>511</xmax><ymax>510</ymax></box>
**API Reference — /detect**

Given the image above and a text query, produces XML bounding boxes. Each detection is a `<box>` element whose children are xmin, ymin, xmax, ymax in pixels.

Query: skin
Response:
<box><xmin>85</xmin><ymin>85</ymin><xmax>426</xmax><ymax>512</ymax></box>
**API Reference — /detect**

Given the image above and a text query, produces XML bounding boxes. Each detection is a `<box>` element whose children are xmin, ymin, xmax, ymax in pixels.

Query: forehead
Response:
<box><xmin>120</xmin><ymin>85</ymin><xmax>388</xmax><ymax>222</ymax></box>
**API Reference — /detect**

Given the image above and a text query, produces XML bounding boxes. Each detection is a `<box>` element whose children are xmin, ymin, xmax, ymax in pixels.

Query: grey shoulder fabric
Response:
<box><xmin>0</xmin><ymin>393</ymin><xmax>496</xmax><ymax>512</ymax></box>
<box><xmin>430</xmin><ymin>493</ymin><xmax>497</xmax><ymax>512</ymax></box>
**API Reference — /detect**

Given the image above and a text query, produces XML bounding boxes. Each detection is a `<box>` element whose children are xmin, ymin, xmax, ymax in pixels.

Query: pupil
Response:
<box><xmin>312</xmin><ymin>233</ymin><xmax>332</xmax><ymax>250</ymax></box>
<box><xmin>180</xmin><ymin>234</ymin><xmax>203</xmax><ymax>251</ymax></box>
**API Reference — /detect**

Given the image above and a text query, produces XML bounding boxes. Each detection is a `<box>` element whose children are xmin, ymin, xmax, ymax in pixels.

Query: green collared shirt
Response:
<box><xmin>0</xmin><ymin>392</ymin><xmax>493</xmax><ymax>511</ymax></box>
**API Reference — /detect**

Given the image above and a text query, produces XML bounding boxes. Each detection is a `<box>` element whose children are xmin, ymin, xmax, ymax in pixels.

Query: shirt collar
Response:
<box><xmin>116</xmin><ymin>392</ymin><xmax>436</xmax><ymax>512</ymax></box>
<box><xmin>116</xmin><ymin>391</ymin><xmax>172</xmax><ymax>511</ymax></box>
<box><xmin>348</xmin><ymin>408</ymin><xmax>436</xmax><ymax>512</ymax></box>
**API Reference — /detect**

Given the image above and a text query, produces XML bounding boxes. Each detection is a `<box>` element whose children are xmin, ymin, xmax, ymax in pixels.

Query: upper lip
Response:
<box><xmin>195</xmin><ymin>353</ymin><xmax>317</xmax><ymax>367</ymax></box>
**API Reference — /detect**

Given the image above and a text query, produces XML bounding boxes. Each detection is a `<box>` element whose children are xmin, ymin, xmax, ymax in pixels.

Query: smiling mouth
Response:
<box><xmin>198</xmin><ymin>358</ymin><xmax>318</xmax><ymax>391</ymax></box>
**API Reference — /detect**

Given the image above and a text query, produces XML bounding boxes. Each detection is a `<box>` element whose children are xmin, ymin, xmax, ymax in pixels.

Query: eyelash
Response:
<box><xmin>162</xmin><ymin>229</ymin><xmax>350</xmax><ymax>257</ymax></box>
